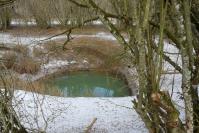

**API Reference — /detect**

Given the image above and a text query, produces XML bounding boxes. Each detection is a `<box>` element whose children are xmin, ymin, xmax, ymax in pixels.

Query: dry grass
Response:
<box><xmin>42</xmin><ymin>41</ymin><xmax>67</xmax><ymax>59</ymax></box>
<box><xmin>0</xmin><ymin>76</ymin><xmax>62</xmax><ymax>96</ymax></box>
<box><xmin>68</xmin><ymin>37</ymin><xmax>124</xmax><ymax>68</ymax></box>
<box><xmin>32</xmin><ymin>47</ymin><xmax>45</xmax><ymax>58</ymax></box>
<box><xmin>2</xmin><ymin>44</ymin><xmax>41</xmax><ymax>74</ymax></box>
<box><xmin>40</xmin><ymin>36</ymin><xmax>125</xmax><ymax>69</ymax></box>
<box><xmin>12</xmin><ymin>44</ymin><xmax>29</xmax><ymax>56</ymax></box>
<box><xmin>1</xmin><ymin>51</ymin><xmax>17</xmax><ymax>69</ymax></box>
<box><xmin>20</xmin><ymin>81</ymin><xmax>62</xmax><ymax>96</ymax></box>
<box><xmin>13</xmin><ymin>57</ymin><xmax>41</xmax><ymax>74</ymax></box>
<box><xmin>69</xmin><ymin>37</ymin><xmax>122</xmax><ymax>55</ymax></box>
<box><xmin>72</xmin><ymin>25</ymin><xmax>107</xmax><ymax>35</ymax></box>
<box><xmin>2</xmin><ymin>51</ymin><xmax>41</xmax><ymax>74</ymax></box>
<box><xmin>43</xmin><ymin>41</ymin><xmax>63</xmax><ymax>53</ymax></box>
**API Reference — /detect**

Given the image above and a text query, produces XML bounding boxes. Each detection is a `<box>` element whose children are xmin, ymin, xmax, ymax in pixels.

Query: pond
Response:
<box><xmin>45</xmin><ymin>71</ymin><xmax>130</xmax><ymax>97</ymax></box>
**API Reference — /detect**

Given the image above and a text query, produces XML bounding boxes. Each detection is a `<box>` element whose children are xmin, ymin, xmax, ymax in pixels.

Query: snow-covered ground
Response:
<box><xmin>10</xmin><ymin>19</ymin><xmax>117</xmax><ymax>27</ymax></box>
<box><xmin>0</xmin><ymin>32</ymin><xmax>116</xmax><ymax>46</ymax></box>
<box><xmin>161</xmin><ymin>40</ymin><xmax>185</xmax><ymax>121</ymax></box>
<box><xmin>160</xmin><ymin>74</ymin><xmax>185</xmax><ymax>121</ymax></box>
<box><xmin>14</xmin><ymin>91</ymin><xmax>147</xmax><ymax>133</ymax></box>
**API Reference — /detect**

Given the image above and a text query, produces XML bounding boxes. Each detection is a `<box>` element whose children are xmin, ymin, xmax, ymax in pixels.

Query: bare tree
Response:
<box><xmin>0</xmin><ymin>0</ymin><xmax>28</xmax><ymax>132</ymax></box>
<box><xmin>63</xmin><ymin>0</ymin><xmax>199</xmax><ymax>132</ymax></box>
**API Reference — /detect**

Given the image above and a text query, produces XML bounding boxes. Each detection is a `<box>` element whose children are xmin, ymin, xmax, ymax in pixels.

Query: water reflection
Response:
<box><xmin>46</xmin><ymin>71</ymin><xmax>129</xmax><ymax>97</ymax></box>
<box><xmin>93</xmin><ymin>87</ymin><xmax>114</xmax><ymax>97</ymax></box>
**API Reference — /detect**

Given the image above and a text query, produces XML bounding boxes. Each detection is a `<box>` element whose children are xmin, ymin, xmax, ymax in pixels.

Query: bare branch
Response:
<box><xmin>0</xmin><ymin>0</ymin><xmax>16</xmax><ymax>7</ymax></box>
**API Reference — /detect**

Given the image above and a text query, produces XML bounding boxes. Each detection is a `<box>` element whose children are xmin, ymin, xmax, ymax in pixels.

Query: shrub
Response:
<box><xmin>1</xmin><ymin>51</ymin><xmax>17</xmax><ymax>69</ymax></box>
<box><xmin>1</xmin><ymin>51</ymin><xmax>41</xmax><ymax>74</ymax></box>
<box><xmin>12</xmin><ymin>44</ymin><xmax>29</xmax><ymax>56</ymax></box>
<box><xmin>33</xmin><ymin>46</ymin><xmax>44</xmax><ymax>58</ymax></box>
<box><xmin>14</xmin><ymin>57</ymin><xmax>41</xmax><ymax>74</ymax></box>
<box><xmin>43</xmin><ymin>41</ymin><xmax>58</xmax><ymax>51</ymax></box>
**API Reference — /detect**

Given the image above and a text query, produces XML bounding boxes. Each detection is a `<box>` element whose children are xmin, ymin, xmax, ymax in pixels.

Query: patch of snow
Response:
<box><xmin>83</xmin><ymin>59</ymin><xmax>88</xmax><ymax>64</ymax></box>
<box><xmin>11</xmin><ymin>19</ymin><xmax>118</xmax><ymax>27</ymax></box>
<box><xmin>92</xmin><ymin>20</ymin><xmax>103</xmax><ymax>25</ymax></box>
<box><xmin>159</xmin><ymin>39</ymin><xmax>185</xmax><ymax>122</ymax></box>
<box><xmin>0</xmin><ymin>33</ymin><xmax>47</xmax><ymax>46</ymax></box>
<box><xmin>11</xmin><ymin>19</ymin><xmax>61</xmax><ymax>26</ymax></box>
<box><xmin>91</xmin><ymin>19</ymin><xmax>116</xmax><ymax>25</ymax></box>
<box><xmin>161</xmin><ymin>74</ymin><xmax>185</xmax><ymax>122</ymax></box>
<box><xmin>42</xmin><ymin>60</ymin><xmax>70</xmax><ymax>70</ymax></box>
<box><xmin>0</xmin><ymin>32</ymin><xmax>117</xmax><ymax>48</ymax></box>
<box><xmin>50</xmin><ymin>20</ymin><xmax>60</xmax><ymax>25</ymax></box>
<box><xmin>69</xmin><ymin>60</ymin><xmax>77</xmax><ymax>64</ymax></box>
<box><xmin>13</xmin><ymin>90</ymin><xmax>147</xmax><ymax>133</ymax></box>
<box><xmin>154</xmin><ymin>37</ymin><xmax>185</xmax><ymax>121</ymax></box>
<box><xmin>11</xmin><ymin>19</ymin><xmax>37</xmax><ymax>26</ymax></box>
<box><xmin>95</xmin><ymin>32</ymin><xmax>116</xmax><ymax>41</ymax></box>
<box><xmin>155</xmin><ymin>37</ymin><xmax>182</xmax><ymax>72</ymax></box>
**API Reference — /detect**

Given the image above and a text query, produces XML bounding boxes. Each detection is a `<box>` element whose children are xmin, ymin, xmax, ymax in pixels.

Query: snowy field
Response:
<box><xmin>14</xmin><ymin>91</ymin><xmax>147</xmax><ymax>133</ymax></box>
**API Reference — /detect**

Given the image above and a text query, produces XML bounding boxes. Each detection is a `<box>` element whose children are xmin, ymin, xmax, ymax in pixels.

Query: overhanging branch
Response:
<box><xmin>0</xmin><ymin>0</ymin><xmax>16</xmax><ymax>7</ymax></box>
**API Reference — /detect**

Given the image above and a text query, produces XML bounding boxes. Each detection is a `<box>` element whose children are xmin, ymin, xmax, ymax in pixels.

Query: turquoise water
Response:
<box><xmin>47</xmin><ymin>71</ymin><xmax>130</xmax><ymax>97</ymax></box>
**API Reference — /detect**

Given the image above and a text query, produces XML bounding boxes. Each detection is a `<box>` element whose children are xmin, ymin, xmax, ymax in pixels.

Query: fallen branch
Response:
<box><xmin>84</xmin><ymin>118</ymin><xmax>97</xmax><ymax>133</ymax></box>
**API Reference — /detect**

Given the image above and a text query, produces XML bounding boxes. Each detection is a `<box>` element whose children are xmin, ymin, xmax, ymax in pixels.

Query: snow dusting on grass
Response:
<box><xmin>19</xmin><ymin>60</ymin><xmax>77</xmax><ymax>81</ymax></box>
<box><xmin>42</xmin><ymin>60</ymin><xmax>76</xmax><ymax>70</ymax></box>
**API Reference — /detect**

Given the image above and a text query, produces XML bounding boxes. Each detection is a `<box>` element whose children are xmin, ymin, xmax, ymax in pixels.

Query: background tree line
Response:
<box><xmin>0</xmin><ymin>0</ymin><xmax>110</xmax><ymax>29</ymax></box>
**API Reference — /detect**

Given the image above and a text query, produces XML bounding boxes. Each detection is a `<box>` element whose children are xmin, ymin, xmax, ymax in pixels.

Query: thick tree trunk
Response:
<box><xmin>181</xmin><ymin>51</ymin><xmax>194</xmax><ymax>133</ymax></box>
<box><xmin>0</xmin><ymin>8</ymin><xmax>11</xmax><ymax>30</ymax></box>
<box><xmin>182</xmin><ymin>1</ymin><xmax>194</xmax><ymax>132</ymax></box>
